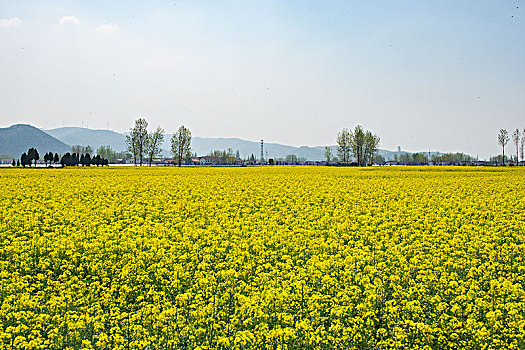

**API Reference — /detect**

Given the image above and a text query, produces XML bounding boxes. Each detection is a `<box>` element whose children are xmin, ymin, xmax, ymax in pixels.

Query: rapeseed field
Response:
<box><xmin>0</xmin><ymin>166</ymin><xmax>524</xmax><ymax>349</ymax></box>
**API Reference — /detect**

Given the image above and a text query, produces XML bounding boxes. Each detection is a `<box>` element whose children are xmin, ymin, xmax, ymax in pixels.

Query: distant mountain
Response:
<box><xmin>41</xmin><ymin>126</ymin><xmax>418</xmax><ymax>161</ymax></box>
<box><xmin>173</xmin><ymin>137</ymin><xmax>318</xmax><ymax>160</ymax></box>
<box><xmin>169</xmin><ymin>137</ymin><xmax>409</xmax><ymax>161</ymax></box>
<box><xmin>46</xmin><ymin>127</ymin><xmax>128</xmax><ymax>152</ymax></box>
<box><xmin>0</xmin><ymin>124</ymin><xmax>71</xmax><ymax>158</ymax></box>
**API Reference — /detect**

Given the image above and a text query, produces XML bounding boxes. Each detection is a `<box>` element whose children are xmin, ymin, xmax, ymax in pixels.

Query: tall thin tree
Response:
<box><xmin>518</xmin><ymin>132</ymin><xmax>525</xmax><ymax>165</ymax></box>
<box><xmin>336</xmin><ymin>128</ymin><xmax>351</xmax><ymax>164</ymax></box>
<box><xmin>350</xmin><ymin>125</ymin><xmax>366</xmax><ymax>166</ymax></box>
<box><xmin>512</xmin><ymin>128</ymin><xmax>520</xmax><ymax>164</ymax></box>
<box><xmin>324</xmin><ymin>146</ymin><xmax>333</xmax><ymax>162</ymax></box>
<box><xmin>126</xmin><ymin>133</ymin><xmax>138</xmax><ymax>165</ymax></box>
<box><xmin>171</xmin><ymin>125</ymin><xmax>192</xmax><ymax>167</ymax></box>
<box><xmin>126</xmin><ymin>118</ymin><xmax>149</xmax><ymax>166</ymax></box>
<box><xmin>364</xmin><ymin>131</ymin><xmax>380</xmax><ymax>166</ymax></box>
<box><xmin>146</xmin><ymin>126</ymin><xmax>165</xmax><ymax>166</ymax></box>
<box><xmin>497</xmin><ymin>129</ymin><xmax>509</xmax><ymax>165</ymax></box>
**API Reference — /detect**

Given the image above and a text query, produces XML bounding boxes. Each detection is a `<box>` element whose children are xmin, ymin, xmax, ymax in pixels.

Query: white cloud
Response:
<box><xmin>0</xmin><ymin>17</ymin><xmax>22</xmax><ymax>28</ymax></box>
<box><xmin>59</xmin><ymin>16</ymin><xmax>80</xmax><ymax>27</ymax></box>
<box><xmin>95</xmin><ymin>23</ymin><xmax>120</xmax><ymax>34</ymax></box>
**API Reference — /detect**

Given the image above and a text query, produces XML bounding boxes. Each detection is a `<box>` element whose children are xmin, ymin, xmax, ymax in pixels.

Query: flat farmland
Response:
<box><xmin>0</xmin><ymin>166</ymin><xmax>524</xmax><ymax>349</ymax></box>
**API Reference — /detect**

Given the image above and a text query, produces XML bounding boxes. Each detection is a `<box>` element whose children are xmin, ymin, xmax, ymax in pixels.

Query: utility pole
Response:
<box><xmin>260</xmin><ymin>139</ymin><xmax>264</xmax><ymax>164</ymax></box>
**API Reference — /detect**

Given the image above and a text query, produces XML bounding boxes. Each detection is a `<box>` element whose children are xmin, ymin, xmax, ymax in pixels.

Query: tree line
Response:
<box><xmin>15</xmin><ymin>147</ymin><xmax>109</xmax><ymax>167</ymax></box>
<box><xmin>10</xmin><ymin>121</ymin><xmax>522</xmax><ymax>168</ymax></box>
<box><xmin>126</xmin><ymin>118</ymin><xmax>191</xmax><ymax>167</ymax></box>
<box><xmin>60</xmin><ymin>153</ymin><xmax>109</xmax><ymax>167</ymax></box>
<box><xmin>72</xmin><ymin>145</ymin><xmax>129</xmax><ymax>164</ymax></box>
<box><xmin>204</xmin><ymin>149</ymin><xmax>240</xmax><ymax>165</ymax></box>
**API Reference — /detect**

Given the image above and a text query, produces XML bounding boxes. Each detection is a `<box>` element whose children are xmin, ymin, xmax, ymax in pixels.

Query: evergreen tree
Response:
<box><xmin>27</xmin><ymin>147</ymin><xmax>39</xmax><ymax>167</ymax></box>
<box><xmin>44</xmin><ymin>152</ymin><xmax>53</xmax><ymax>166</ymax></box>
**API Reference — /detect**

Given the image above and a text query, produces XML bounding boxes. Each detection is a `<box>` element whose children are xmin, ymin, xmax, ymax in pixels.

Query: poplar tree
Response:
<box><xmin>364</xmin><ymin>131</ymin><xmax>380</xmax><ymax>166</ymax></box>
<box><xmin>498</xmin><ymin>129</ymin><xmax>509</xmax><ymax>165</ymax></box>
<box><xmin>324</xmin><ymin>146</ymin><xmax>333</xmax><ymax>162</ymax></box>
<box><xmin>126</xmin><ymin>118</ymin><xmax>149</xmax><ymax>166</ymax></box>
<box><xmin>512</xmin><ymin>129</ymin><xmax>520</xmax><ymax>164</ymax></box>
<box><xmin>350</xmin><ymin>125</ymin><xmax>365</xmax><ymax>166</ymax></box>
<box><xmin>336</xmin><ymin>128</ymin><xmax>351</xmax><ymax>164</ymax></box>
<box><xmin>146</xmin><ymin>126</ymin><xmax>165</xmax><ymax>166</ymax></box>
<box><xmin>171</xmin><ymin>125</ymin><xmax>192</xmax><ymax>167</ymax></box>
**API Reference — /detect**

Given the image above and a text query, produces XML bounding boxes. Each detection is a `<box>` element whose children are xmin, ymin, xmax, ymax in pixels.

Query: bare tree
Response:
<box><xmin>126</xmin><ymin>118</ymin><xmax>149</xmax><ymax>166</ymax></box>
<box><xmin>350</xmin><ymin>125</ymin><xmax>366</xmax><ymax>166</ymax></box>
<box><xmin>146</xmin><ymin>126</ymin><xmax>165</xmax><ymax>166</ymax></box>
<box><xmin>497</xmin><ymin>129</ymin><xmax>509</xmax><ymax>165</ymax></box>
<box><xmin>226</xmin><ymin>148</ymin><xmax>235</xmax><ymax>164</ymax></box>
<box><xmin>336</xmin><ymin>128</ymin><xmax>351</xmax><ymax>164</ymax></box>
<box><xmin>518</xmin><ymin>128</ymin><xmax>525</xmax><ymax>165</ymax></box>
<box><xmin>171</xmin><ymin>125</ymin><xmax>192</xmax><ymax>167</ymax></box>
<box><xmin>364</xmin><ymin>131</ymin><xmax>380</xmax><ymax>165</ymax></box>
<box><xmin>72</xmin><ymin>145</ymin><xmax>93</xmax><ymax>156</ymax></box>
<box><xmin>126</xmin><ymin>133</ymin><xmax>137</xmax><ymax>165</ymax></box>
<box><xmin>512</xmin><ymin>128</ymin><xmax>520</xmax><ymax>164</ymax></box>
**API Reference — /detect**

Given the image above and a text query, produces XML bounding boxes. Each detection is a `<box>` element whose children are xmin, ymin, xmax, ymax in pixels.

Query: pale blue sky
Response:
<box><xmin>0</xmin><ymin>1</ymin><xmax>523</xmax><ymax>158</ymax></box>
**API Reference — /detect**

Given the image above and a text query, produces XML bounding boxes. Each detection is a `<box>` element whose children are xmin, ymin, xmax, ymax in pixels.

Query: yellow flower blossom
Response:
<box><xmin>0</xmin><ymin>166</ymin><xmax>524</xmax><ymax>349</ymax></box>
